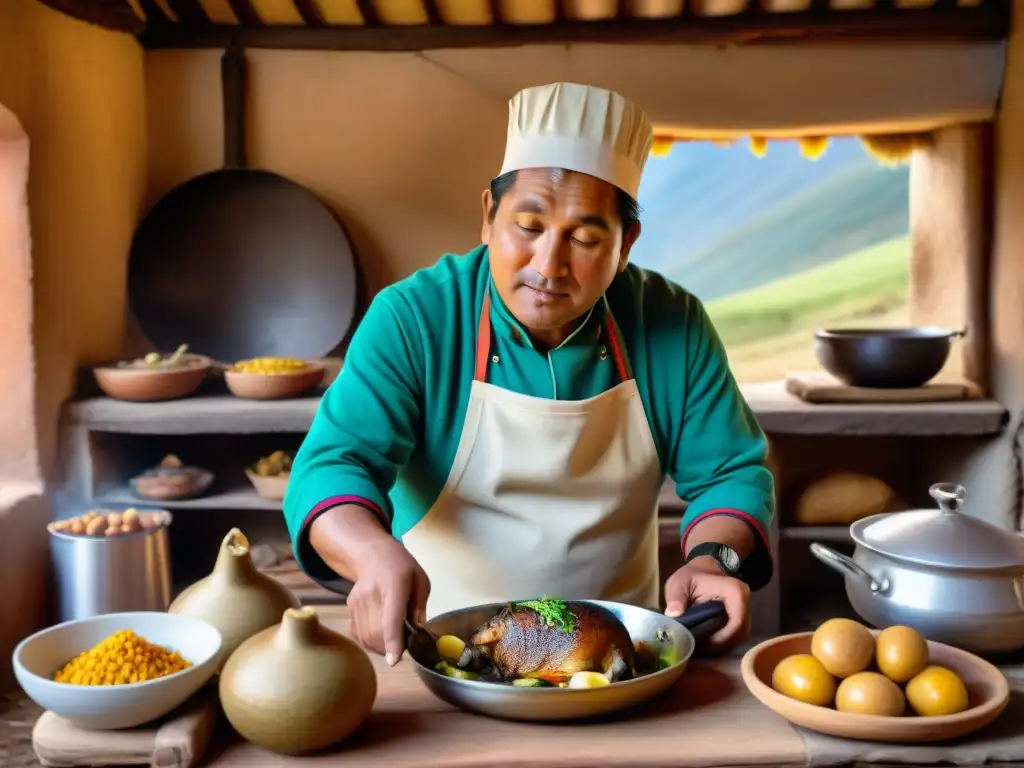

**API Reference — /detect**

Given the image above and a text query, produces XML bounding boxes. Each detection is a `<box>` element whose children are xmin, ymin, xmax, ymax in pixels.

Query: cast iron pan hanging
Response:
<box><xmin>128</xmin><ymin>44</ymin><xmax>360</xmax><ymax>363</ymax></box>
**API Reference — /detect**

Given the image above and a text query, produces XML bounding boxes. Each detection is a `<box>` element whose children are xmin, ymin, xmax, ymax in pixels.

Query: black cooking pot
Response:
<box><xmin>814</xmin><ymin>327</ymin><xmax>966</xmax><ymax>389</ymax></box>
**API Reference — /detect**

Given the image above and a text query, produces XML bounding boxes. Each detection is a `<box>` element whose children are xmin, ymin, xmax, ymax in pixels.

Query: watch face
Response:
<box><xmin>719</xmin><ymin>546</ymin><xmax>741</xmax><ymax>573</ymax></box>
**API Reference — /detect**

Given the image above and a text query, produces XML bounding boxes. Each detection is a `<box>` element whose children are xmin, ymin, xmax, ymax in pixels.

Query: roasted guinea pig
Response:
<box><xmin>468</xmin><ymin>599</ymin><xmax>635</xmax><ymax>683</ymax></box>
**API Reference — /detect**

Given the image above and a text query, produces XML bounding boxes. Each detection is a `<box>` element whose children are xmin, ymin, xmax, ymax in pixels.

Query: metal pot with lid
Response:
<box><xmin>810</xmin><ymin>483</ymin><xmax>1024</xmax><ymax>654</ymax></box>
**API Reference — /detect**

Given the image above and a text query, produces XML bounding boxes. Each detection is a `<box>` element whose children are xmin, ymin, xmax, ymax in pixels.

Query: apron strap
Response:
<box><xmin>475</xmin><ymin>293</ymin><xmax>494</xmax><ymax>382</ymax></box>
<box><xmin>474</xmin><ymin>292</ymin><xmax>632</xmax><ymax>383</ymax></box>
<box><xmin>604</xmin><ymin>308</ymin><xmax>632</xmax><ymax>382</ymax></box>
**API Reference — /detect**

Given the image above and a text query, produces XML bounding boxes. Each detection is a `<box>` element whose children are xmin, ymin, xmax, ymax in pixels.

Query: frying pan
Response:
<box><xmin>405</xmin><ymin>599</ymin><xmax>727</xmax><ymax>722</ymax></box>
<box><xmin>127</xmin><ymin>45</ymin><xmax>360</xmax><ymax>363</ymax></box>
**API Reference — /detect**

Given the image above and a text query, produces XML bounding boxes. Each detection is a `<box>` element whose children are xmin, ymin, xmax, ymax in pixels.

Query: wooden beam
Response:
<box><xmin>226</xmin><ymin>0</ymin><xmax>261</xmax><ymax>25</ymax></box>
<box><xmin>163</xmin><ymin>0</ymin><xmax>208</xmax><ymax>25</ymax></box>
<box><xmin>422</xmin><ymin>0</ymin><xmax>443</xmax><ymax>25</ymax></box>
<box><xmin>138</xmin><ymin>3</ymin><xmax>1010</xmax><ymax>50</ymax></box>
<box><xmin>488</xmin><ymin>0</ymin><xmax>503</xmax><ymax>24</ymax></box>
<box><xmin>35</xmin><ymin>0</ymin><xmax>145</xmax><ymax>32</ymax></box>
<box><xmin>136</xmin><ymin>0</ymin><xmax>170</xmax><ymax>24</ymax></box>
<box><xmin>291</xmin><ymin>0</ymin><xmax>325</xmax><ymax>26</ymax></box>
<box><xmin>354</xmin><ymin>0</ymin><xmax>380</xmax><ymax>26</ymax></box>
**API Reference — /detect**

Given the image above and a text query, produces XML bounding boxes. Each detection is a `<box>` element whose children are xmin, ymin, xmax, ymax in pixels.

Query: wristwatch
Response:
<box><xmin>685</xmin><ymin>542</ymin><xmax>742</xmax><ymax>578</ymax></box>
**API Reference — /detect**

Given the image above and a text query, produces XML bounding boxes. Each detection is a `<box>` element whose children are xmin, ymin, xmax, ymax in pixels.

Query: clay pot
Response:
<box><xmin>224</xmin><ymin>365</ymin><xmax>324</xmax><ymax>400</ymax></box>
<box><xmin>93</xmin><ymin>355</ymin><xmax>211</xmax><ymax>401</ymax></box>
<box><xmin>168</xmin><ymin>528</ymin><xmax>300</xmax><ymax>663</ymax></box>
<box><xmin>219</xmin><ymin>606</ymin><xmax>377</xmax><ymax>756</ymax></box>
<box><xmin>245</xmin><ymin>469</ymin><xmax>289</xmax><ymax>501</ymax></box>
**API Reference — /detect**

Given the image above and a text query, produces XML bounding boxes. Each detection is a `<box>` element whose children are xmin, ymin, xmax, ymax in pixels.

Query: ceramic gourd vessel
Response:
<box><xmin>169</xmin><ymin>528</ymin><xmax>300</xmax><ymax>664</ymax></box>
<box><xmin>219</xmin><ymin>606</ymin><xmax>378</xmax><ymax>756</ymax></box>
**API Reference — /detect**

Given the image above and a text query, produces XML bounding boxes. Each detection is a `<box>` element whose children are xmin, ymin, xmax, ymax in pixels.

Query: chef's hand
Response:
<box><xmin>347</xmin><ymin>536</ymin><xmax>431</xmax><ymax>666</ymax></box>
<box><xmin>663</xmin><ymin>561</ymin><xmax>751</xmax><ymax>647</ymax></box>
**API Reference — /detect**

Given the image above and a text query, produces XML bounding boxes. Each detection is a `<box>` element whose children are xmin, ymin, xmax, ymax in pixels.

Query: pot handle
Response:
<box><xmin>809</xmin><ymin>543</ymin><xmax>889</xmax><ymax>594</ymax></box>
<box><xmin>929</xmin><ymin>482</ymin><xmax>966</xmax><ymax>514</ymax></box>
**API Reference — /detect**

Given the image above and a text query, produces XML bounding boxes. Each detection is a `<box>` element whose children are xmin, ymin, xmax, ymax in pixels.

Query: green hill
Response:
<box><xmin>706</xmin><ymin>235</ymin><xmax>911</xmax><ymax>348</ymax></box>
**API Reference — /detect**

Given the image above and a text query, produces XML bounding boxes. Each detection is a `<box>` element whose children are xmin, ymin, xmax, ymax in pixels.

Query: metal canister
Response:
<box><xmin>50</xmin><ymin>511</ymin><xmax>173</xmax><ymax>622</ymax></box>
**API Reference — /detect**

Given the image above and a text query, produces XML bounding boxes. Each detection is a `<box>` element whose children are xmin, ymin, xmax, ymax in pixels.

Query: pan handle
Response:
<box><xmin>669</xmin><ymin>599</ymin><xmax>728</xmax><ymax>643</ymax></box>
<box><xmin>221</xmin><ymin>44</ymin><xmax>247</xmax><ymax>170</ymax></box>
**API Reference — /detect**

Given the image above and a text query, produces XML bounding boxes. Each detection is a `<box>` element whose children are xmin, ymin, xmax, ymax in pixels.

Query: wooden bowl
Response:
<box><xmin>93</xmin><ymin>356</ymin><xmax>210</xmax><ymax>402</ymax></box>
<box><xmin>224</xmin><ymin>365</ymin><xmax>324</xmax><ymax>400</ymax></box>
<box><xmin>246</xmin><ymin>469</ymin><xmax>289</xmax><ymax>501</ymax></box>
<box><xmin>741</xmin><ymin>632</ymin><xmax>1010</xmax><ymax>743</ymax></box>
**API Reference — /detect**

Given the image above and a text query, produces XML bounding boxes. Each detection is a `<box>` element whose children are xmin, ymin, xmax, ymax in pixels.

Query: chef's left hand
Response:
<box><xmin>663</xmin><ymin>561</ymin><xmax>751</xmax><ymax>647</ymax></box>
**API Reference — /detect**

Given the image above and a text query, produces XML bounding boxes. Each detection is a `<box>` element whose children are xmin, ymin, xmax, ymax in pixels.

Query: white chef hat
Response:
<box><xmin>498</xmin><ymin>82</ymin><xmax>653</xmax><ymax>200</ymax></box>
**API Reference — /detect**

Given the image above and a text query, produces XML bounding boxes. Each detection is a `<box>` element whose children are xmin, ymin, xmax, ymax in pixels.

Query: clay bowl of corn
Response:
<box><xmin>223</xmin><ymin>357</ymin><xmax>324</xmax><ymax>400</ymax></box>
<box><xmin>12</xmin><ymin>612</ymin><xmax>222</xmax><ymax>729</ymax></box>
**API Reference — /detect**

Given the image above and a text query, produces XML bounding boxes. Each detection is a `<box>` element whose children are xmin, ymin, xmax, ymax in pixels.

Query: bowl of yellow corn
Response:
<box><xmin>224</xmin><ymin>357</ymin><xmax>324</xmax><ymax>400</ymax></box>
<box><xmin>12</xmin><ymin>612</ymin><xmax>222</xmax><ymax>729</ymax></box>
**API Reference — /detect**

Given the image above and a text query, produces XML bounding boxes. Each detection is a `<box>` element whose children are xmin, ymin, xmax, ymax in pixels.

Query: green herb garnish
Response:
<box><xmin>516</xmin><ymin>596</ymin><xmax>576</xmax><ymax>633</ymax></box>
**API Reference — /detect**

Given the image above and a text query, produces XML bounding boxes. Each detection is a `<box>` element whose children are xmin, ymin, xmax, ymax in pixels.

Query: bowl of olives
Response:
<box><xmin>741</xmin><ymin>619</ymin><xmax>1009</xmax><ymax>742</ymax></box>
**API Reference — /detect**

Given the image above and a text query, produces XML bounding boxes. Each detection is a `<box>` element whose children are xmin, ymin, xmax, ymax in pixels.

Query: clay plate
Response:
<box><xmin>131</xmin><ymin>467</ymin><xmax>215</xmax><ymax>501</ymax></box>
<box><xmin>224</xmin><ymin>364</ymin><xmax>324</xmax><ymax>400</ymax></box>
<box><xmin>93</xmin><ymin>355</ymin><xmax>211</xmax><ymax>402</ymax></box>
<box><xmin>245</xmin><ymin>469</ymin><xmax>289</xmax><ymax>501</ymax></box>
<box><xmin>741</xmin><ymin>631</ymin><xmax>1010</xmax><ymax>743</ymax></box>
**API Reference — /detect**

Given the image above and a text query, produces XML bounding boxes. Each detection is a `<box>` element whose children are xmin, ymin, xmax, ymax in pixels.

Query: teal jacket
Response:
<box><xmin>284</xmin><ymin>246</ymin><xmax>775</xmax><ymax>588</ymax></box>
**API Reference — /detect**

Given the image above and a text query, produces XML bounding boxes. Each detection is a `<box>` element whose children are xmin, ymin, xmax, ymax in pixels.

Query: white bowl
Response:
<box><xmin>13</xmin><ymin>612</ymin><xmax>222</xmax><ymax>729</ymax></box>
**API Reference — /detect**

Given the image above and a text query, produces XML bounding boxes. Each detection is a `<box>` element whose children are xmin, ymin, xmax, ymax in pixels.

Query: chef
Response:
<box><xmin>284</xmin><ymin>82</ymin><xmax>775</xmax><ymax>666</ymax></box>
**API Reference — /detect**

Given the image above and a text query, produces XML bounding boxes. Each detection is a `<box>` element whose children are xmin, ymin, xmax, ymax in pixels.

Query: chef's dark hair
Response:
<box><xmin>488</xmin><ymin>170</ymin><xmax>641</xmax><ymax>232</ymax></box>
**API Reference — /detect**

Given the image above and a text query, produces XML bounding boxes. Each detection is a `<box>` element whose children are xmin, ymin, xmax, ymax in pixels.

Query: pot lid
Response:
<box><xmin>850</xmin><ymin>483</ymin><xmax>1024</xmax><ymax>571</ymax></box>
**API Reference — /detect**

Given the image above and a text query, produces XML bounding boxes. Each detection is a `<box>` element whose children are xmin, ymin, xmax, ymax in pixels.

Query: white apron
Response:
<box><xmin>402</xmin><ymin>292</ymin><xmax>664</xmax><ymax>619</ymax></box>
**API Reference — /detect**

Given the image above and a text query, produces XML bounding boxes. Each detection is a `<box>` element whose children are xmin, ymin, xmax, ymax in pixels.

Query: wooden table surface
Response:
<box><xmin>205</xmin><ymin>605</ymin><xmax>808</xmax><ymax>768</ymax></box>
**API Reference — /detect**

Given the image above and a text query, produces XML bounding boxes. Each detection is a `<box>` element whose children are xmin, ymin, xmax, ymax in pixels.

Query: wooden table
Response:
<box><xmin>15</xmin><ymin>605</ymin><xmax>1024</xmax><ymax>767</ymax></box>
<box><xmin>204</xmin><ymin>606</ymin><xmax>808</xmax><ymax>767</ymax></box>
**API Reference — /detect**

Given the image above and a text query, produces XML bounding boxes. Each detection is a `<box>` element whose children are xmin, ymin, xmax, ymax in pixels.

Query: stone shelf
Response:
<box><xmin>741</xmin><ymin>381</ymin><xmax>1008</xmax><ymax>436</ymax></box>
<box><xmin>66</xmin><ymin>395</ymin><xmax>322</xmax><ymax>434</ymax></box>
<box><xmin>66</xmin><ymin>382</ymin><xmax>1008</xmax><ymax>437</ymax></box>
<box><xmin>95</xmin><ymin>483</ymin><xmax>281</xmax><ymax>511</ymax></box>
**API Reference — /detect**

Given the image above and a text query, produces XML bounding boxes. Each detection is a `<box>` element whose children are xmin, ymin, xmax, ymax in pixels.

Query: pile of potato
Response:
<box><xmin>47</xmin><ymin>508</ymin><xmax>169</xmax><ymax>537</ymax></box>
<box><xmin>772</xmin><ymin>619</ymin><xmax>969</xmax><ymax>717</ymax></box>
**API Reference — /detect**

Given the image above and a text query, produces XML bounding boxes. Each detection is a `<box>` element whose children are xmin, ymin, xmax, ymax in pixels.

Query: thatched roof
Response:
<box><xmin>36</xmin><ymin>0</ymin><xmax>1009</xmax><ymax>50</ymax></box>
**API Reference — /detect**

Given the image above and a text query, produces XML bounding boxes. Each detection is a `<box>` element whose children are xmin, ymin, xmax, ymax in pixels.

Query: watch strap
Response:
<box><xmin>685</xmin><ymin>542</ymin><xmax>742</xmax><ymax>577</ymax></box>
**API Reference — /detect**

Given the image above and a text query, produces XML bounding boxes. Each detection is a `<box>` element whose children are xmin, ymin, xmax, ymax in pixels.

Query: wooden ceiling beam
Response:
<box><xmin>488</xmin><ymin>0</ymin><xmax>504</xmax><ymax>24</ymax></box>
<box><xmin>422</xmin><ymin>0</ymin><xmax>443</xmax><ymax>25</ymax></box>
<box><xmin>354</xmin><ymin>0</ymin><xmax>380</xmax><ymax>26</ymax></box>
<box><xmin>291</xmin><ymin>0</ymin><xmax>325</xmax><ymax>26</ymax></box>
<box><xmin>139</xmin><ymin>2</ymin><xmax>1010</xmax><ymax>50</ymax></box>
<box><xmin>162</xmin><ymin>0</ymin><xmax>208</xmax><ymax>25</ymax></box>
<box><xmin>226</xmin><ymin>0</ymin><xmax>261</xmax><ymax>25</ymax></box>
<box><xmin>136</xmin><ymin>0</ymin><xmax>170</xmax><ymax>24</ymax></box>
<box><xmin>34</xmin><ymin>0</ymin><xmax>145</xmax><ymax>32</ymax></box>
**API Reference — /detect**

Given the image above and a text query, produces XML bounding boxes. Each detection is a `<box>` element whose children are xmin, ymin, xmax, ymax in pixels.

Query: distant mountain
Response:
<box><xmin>631</xmin><ymin>137</ymin><xmax>911</xmax><ymax>301</ymax></box>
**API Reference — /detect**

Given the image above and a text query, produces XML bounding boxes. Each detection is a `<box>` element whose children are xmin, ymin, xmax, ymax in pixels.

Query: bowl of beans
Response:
<box><xmin>12</xmin><ymin>612</ymin><xmax>222</xmax><ymax>729</ymax></box>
